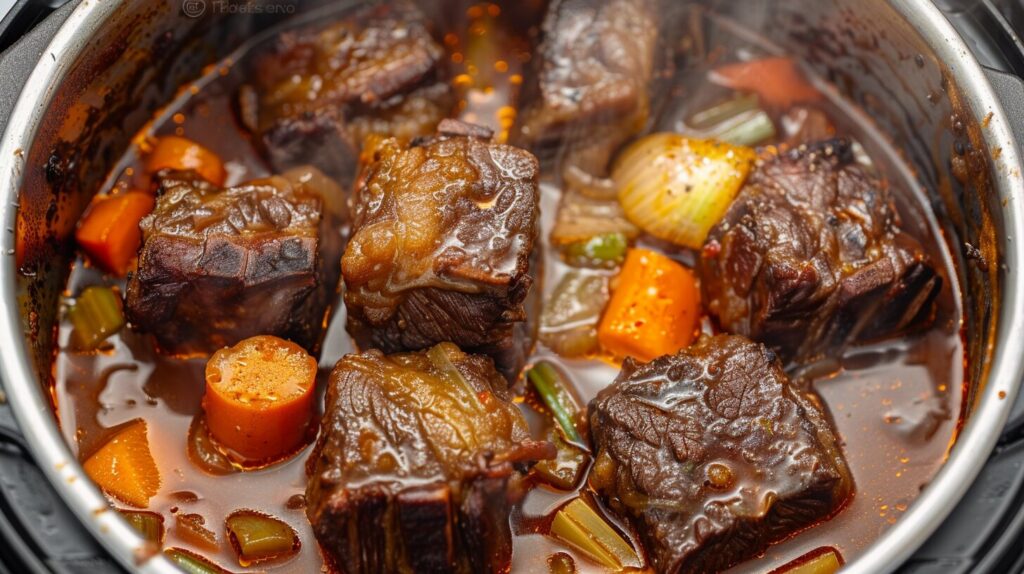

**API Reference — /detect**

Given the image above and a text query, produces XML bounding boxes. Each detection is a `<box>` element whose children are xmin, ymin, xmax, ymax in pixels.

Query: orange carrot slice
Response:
<box><xmin>598</xmin><ymin>248</ymin><xmax>701</xmax><ymax>362</ymax></box>
<box><xmin>83</xmin><ymin>420</ymin><xmax>161</xmax><ymax>508</ymax></box>
<box><xmin>709</xmin><ymin>57</ymin><xmax>821</xmax><ymax>109</ymax></box>
<box><xmin>75</xmin><ymin>191</ymin><xmax>155</xmax><ymax>276</ymax></box>
<box><xmin>203</xmin><ymin>335</ymin><xmax>317</xmax><ymax>463</ymax></box>
<box><xmin>146</xmin><ymin>135</ymin><xmax>226</xmax><ymax>186</ymax></box>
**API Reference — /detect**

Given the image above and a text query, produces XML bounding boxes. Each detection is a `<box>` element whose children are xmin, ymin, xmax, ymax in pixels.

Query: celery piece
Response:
<box><xmin>118</xmin><ymin>509</ymin><xmax>164</xmax><ymax>544</ymax></box>
<box><xmin>688</xmin><ymin>93</ymin><xmax>776</xmax><ymax>146</ymax></box>
<box><xmin>539</xmin><ymin>271</ymin><xmax>610</xmax><ymax>358</ymax></box>
<box><xmin>711</xmin><ymin>109</ymin><xmax>777</xmax><ymax>147</ymax></box>
<box><xmin>527</xmin><ymin>362</ymin><xmax>582</xmax><ymax>443</ymax></box>
<box><xmin>563</xmin><ymin>233</ymin><xmax>628</xmax><ymax>268</ymax></box>
<box><xmin>164</xmin><ymin>548</ymin><xmax>232</xmax><ymax>574</ymax></box>
<box><xmin>547</xmin><ymin>552</ymin><xmax>577</xmax><ymax>574</ymax></box>
<box><xmin>689</xmin><ymin>93</ymin><xmax>760</xmax><ymax>129</ymax></box>
<box><xmin>68</xmin><ymin>286</ymin><xmax>125</xmax><ymax>350</ymax></box>
<box><xmin>549</xmin><ymin>498</ymin><xmax>640</xmax><ymax>570</ymax></box>
<box><xmin>225</xmin><ymin>511</ymin><xmax>300</xmax><ymax>567</ymax></box>
<box><xmin>533</xmin><ymin>429</ymin><xmax>590</xmax><ymax>490</ymax></box>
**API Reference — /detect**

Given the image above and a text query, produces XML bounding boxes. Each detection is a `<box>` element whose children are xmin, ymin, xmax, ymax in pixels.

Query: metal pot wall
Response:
<box><xmin>0</xmin><ymin>1</ymin><xmax>1022</xmax><ymax>573</ymax></box>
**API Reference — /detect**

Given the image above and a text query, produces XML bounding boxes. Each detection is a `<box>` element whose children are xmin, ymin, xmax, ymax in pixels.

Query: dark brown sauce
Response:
<box><xmin>53</xmin><ymin>4</ymin><xmax>964</xmax><ymax>573</ymax></box>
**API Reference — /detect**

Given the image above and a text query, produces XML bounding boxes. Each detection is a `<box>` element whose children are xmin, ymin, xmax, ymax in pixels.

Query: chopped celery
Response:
<box><xmin>549</xmin><ymin>498</ymin><xmax>640</xmax><ymax>570</ymax></box>
<box><xmin>533</xmin><ymin>429</ymin><xmax>590</xmax><ymax>490</ymax></box>
<box><xmin>526</xmin><ymin>362</ymin><xmax>582</xmax><ymax>443</ymax></box>
<box><xmin>225</xmin><ymin>510</ymin><xmax>300</xmax><ymax>567</ymax></box>
<box><xmin>563</xmin><ymin>233</ymin><xmax>628</xmax><ymax>268</ymax></box>
<box><xmin>174</xmin><ymin>513</ymin><xmax>217</xmax><ymax>550</ymax></box>
<box><xmin>165</xmin><ymin>548</ymin><xmax>232</xmax><ymax>574</ymax></box>
<box><xmin>689</xmin><ymin>93</ymin><xmax>760</xmax><ymax>129</ymax></box>
<box><xmin>770</xmin><ymin>548</ymin><xmax>843</xmax><ymax>574</ymax></box>
<box><xmin>547</xmin><ymin>552</ymin><xmax>577</xmax><ymax>574</ymax></box>
<box><xmin>68</xmin><ymin>286</ymin><xmax>124</xmax><ymax>350</ymax></box>
<box><xmin>539</xmin><ymin>271</ymin><xmax>610</xmax><ymax>358</ymax></box>
<box><xmin>614</xmin><ymin>133</ymin><xmax>756</xmax><ymax>249</ymax></box>
<box><xmin>687</xmin><ymin>94</ymin><xmax>776</xmax><ymax>146</ymax></box>
<box><xmin>710</xmin><ymin>109</ymin><xmax>776</xmax><ymax>146</ymax></box>
<box><xmin>118</xmin><ymin>509</ymin><xmax>164</xmax><ymax>544</ymax></box>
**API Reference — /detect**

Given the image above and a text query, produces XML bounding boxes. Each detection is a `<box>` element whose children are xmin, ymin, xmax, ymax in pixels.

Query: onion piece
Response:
<box><xmin>613</xmin><ymin>133</ymin><xmax>755</xmax><ymax>249</ymax></box>
<box><xmin>539</xmin><ymin>271</ymin><xmax>610</xmax><ymax>358</ymax></box>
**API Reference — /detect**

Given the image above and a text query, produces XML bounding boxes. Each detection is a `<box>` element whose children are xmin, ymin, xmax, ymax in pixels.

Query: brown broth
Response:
<box><xmin>53</xmin><ymin>4</ymin><xmax>965</xmax><ymax>573</ymax></box>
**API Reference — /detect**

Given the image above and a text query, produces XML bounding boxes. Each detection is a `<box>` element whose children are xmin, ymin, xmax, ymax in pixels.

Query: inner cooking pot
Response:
<box><xmin>0</xmin><ymin>1</ymin><xmax>1022</xmax><ymax>573</ymax></box>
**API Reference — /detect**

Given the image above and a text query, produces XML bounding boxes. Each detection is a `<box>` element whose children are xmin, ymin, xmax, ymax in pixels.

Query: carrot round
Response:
<box><xmin>146</xmin><ymin>135</ymin><xmax>226</xmax><ymax>186</ymax></box>
<box><xmin>597</xmin><ymin>248</ymin><xmax>701</xmax><ymax>362</ymax></box>
<box><xmin>709</xmin><ymin>57</ymin><xmax>821</xmax><ymax>109</ymax></box>
<box><xmin>203</xmin><ymin>335</ymin><xmax>317</xmax><ymax>463</ymax></box>
<box><xmin>83</xmin><ymin>419</ymin><xmax>161</xmax><ymax>508</ymax></box>
<box><xmin>75</xmin><ymin>191</ymin><xmax>155</xmax><ymax>276</ymax></box>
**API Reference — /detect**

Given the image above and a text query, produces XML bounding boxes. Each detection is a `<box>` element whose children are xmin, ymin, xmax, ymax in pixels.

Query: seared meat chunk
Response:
<box><xmin>125</xmin><ymin>167</ymin><xmax>342</xmax><ymax>356</ymax></box>
<box><xmin>242</xmin><ymin>1</ymin><xmax>453</xmax><ymax>182</ymax></box>
<box><xmin>343</xmin><ymin>120</ymin><xmax>540</xmax><ymax>380</ymax></box>
<box><xmin>589</xmin><ymin>335</ymin><xmax>852</xmax><ymax>574</ymax></box>
<box><xmin>516</xmin><ymin>0</ymin><xmax>659</xmax><ymax>173</ymax></box>
<box><xmin>700</xmin><ymin>139</ymin><xmax>940</xmax><ymax>363</ymax></box>
<box><xmin>306</xmin><ymin>343</ymin><xmax>553</xmax><ymax>574</ymax></box>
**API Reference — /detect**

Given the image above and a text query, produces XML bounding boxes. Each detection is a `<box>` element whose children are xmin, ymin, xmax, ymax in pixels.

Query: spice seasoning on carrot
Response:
<box><xmin>202</xmin><ymin>335</ymin><xmax>318</xmax><ymax>464</ymax></box>
<box><xmin>597</xmin><ymin>248</ymin><xmax>701</xmax><ymax>362</ymax></box>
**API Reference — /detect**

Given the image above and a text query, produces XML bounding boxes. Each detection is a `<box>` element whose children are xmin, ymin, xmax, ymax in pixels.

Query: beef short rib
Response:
<box><xmin>306</xmin><ymin>343</ymin><xmax>553</xmax><ymax>573</ymax></box>
<box><xmin>241</xmin><ymin>1</ymin><xmax>452</xmax><ymax>183</ymax></box>
<box><xmin>342</xmin><ymin>120</ymin><xmax>540</xmax><ymax>381</ymax></box>
<box><xmin>124</xmin><ymin>167</ymin><xmax>342</xmax><ymax>356</ymax></box>
<box><xmin>589</xmin><ymin>335</ymin><xmax>852</xmax><ymax>573</ymax></box>
<box><xmin>700</xmin><ymin>139</ymin><xmax>940</xmax><ymax>363</ymax></box>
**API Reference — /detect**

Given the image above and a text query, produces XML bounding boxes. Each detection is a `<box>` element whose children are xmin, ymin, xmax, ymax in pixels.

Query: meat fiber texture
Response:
<box><xmin>699</xmin><ymin>138</ymin><xmax>941</xmax><ymax>364</ymax></box>
<box><xmin>124</xmin><ymin>168</ymin><xmax>342</xmax><ymax>356</ymax></box>
<box><xmin>240</xmin><ymin>0</ymin><xmax>453</xmax><ymax>183</ymax></box>
<box><xmin>306</xmin><ymin>343</ymin><xmax>553</xmax><ymax>574</ymax></box>
<box><xmin>342</xmin><ymin>119</ymin><xmax>540</xmax><ymax>382</ymax></box>
<box><xmin>515</xmin><ymin>0</ymin><xmax>659</xmax><ymax>173</ymax></box>
<box><xmin>589</xmin><ymin>335</ymin><xmax>852</xmax><ymax>574</ymax></box>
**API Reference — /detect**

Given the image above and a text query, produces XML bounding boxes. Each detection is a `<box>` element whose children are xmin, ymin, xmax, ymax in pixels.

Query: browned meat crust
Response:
<box><xmin>342</xmin><ymin>120</ymin><xmax>540</xmax><ymax>381</ymax></box>
<box><xmin>589</xmin><ymin>335</ymin><xmax>853</xmax><ymax>574</ymax></box>
<box><xmin>124</xmin><ymin>168</ymin><xmax>342</xmax><ymax>356</ymax></box>
<box><xmin>306</xmin><ymin>344</ymin><xmax>553</xmax><ymax>573</ymax></box>
<box><xmin>699</xmin><ymin>139</ymin><xmax>940</xmax><ymax>363</ymax></box>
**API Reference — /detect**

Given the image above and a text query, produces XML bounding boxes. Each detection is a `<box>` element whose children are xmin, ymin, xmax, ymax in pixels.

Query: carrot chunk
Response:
<box><xmin>203</xmin><ymin>335</ymin><xmax>317</xmax><ymax>463</ymax></box>
<box><xmin>709</xmin><ymin>57</ymin><xmax>821</xmax><ymax>109</ymax></box>
<box><xmin>597</xmin><ymin>248</ymin><xmax>701</xmax><ymax>362</ymax></box>
<box><xmin>83</xmin><ymin>420</ymin><xmax>161</xmax><ymax>508</ymax></box>
<box><xmin>75</xmin><ymin>192</ymin><xmax>155</xmax><ymax>276</ymax></box>
<box><xmin>146</xmin><ymin>135</ymin><xmax>226</xmax><ymax>186</ymax></box>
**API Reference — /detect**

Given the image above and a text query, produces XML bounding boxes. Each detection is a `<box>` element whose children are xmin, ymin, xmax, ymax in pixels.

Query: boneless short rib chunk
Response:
<box><xmin>240</xmin><ymin>1</ymin><xmax>453</xmax><ymax>182</ymax></box>
<box><xmin>700</xmin><ymin>139</ymin><xmax>941</xmax><ymax>363</ymax></box>
<box><xmin>306</xmin><ymin>343</ymin><xmax>553</xmax><ymax>573</ymax></box>
<box><xmin>124</xmin><ymin>168</ymin><xmax>342</xmax><ymax>356</ymax></box>
<box><xmin>516</xmin><ymin>0</ymin><xmax>659</xmax><ymax>172</ymax></box>
<box><xmin>342</xmin><ymin>119</ymin><xmax>540</xmax><ymax>380</ymax></box>
<box><xmin>589</xmin><ymin>335</ymin><xmax>852</xmax><ymax>574</ymax></box>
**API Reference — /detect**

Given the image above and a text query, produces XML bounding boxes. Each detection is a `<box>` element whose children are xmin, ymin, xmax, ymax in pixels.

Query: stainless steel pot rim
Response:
<box><xmin>1</xmin><ymin>1</ymin><xmax>1022</xmax><ymax>573</ymax></box>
